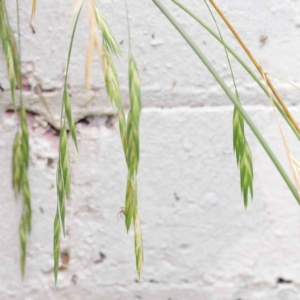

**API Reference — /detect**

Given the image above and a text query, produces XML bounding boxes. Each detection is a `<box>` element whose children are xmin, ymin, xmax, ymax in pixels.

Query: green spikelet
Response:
<box><xmin>233</xmin><ymin>108</ymin><xmax>254</xmax><ymax>207</ymax></box>
<box><xmin>118</xmin><ymin>110</ymin><xmax>127</xmax><ymax>155</ymax></box>
<box><xmin>52</xmin><ymin>6</ymin><xmax>82</xmax><ymax>284</ymax></box>
<box><xmin>101</xmin><ymin>44</ymin><xmax>122</xmax><ymax>110</ymax></box>
<box><xmin>19</xmin><ymin>213</ymin><xmax>27</xmax><ymax>279</ymax></box>
<box><xmin>134</xmin><ymin>212</ymin><xmax>143</xmax><ymax>279</ymax></box>
<box><xmin>129</xmin><ymin>57</ymin><xmax>141</xmax><ymax>125</ymax></box>
<box><xmin>5</xmin><ymin>42</ymin><xmax>16</xmax><ymax>108</ymax></box>
<box><xmin>94</xmin><ymin>6</ymin><xmax>122</xmax><ymax>58</ymax></box>
<box><xmin>7</xmin><ymin>26</ymin><xmax>21</xmax><ymax>88</ymax></box>
<box><xmin>233</xmin><ymin>107</ymin><xmax>244</xmax><ymax>164</ymax></box>
<box><xmin>59</xmin><ymin>125</ymin><xmax>70</xmax><ymax>199</ymax></box>
<box><xmin>53</xmin><ymin>209</ymin><xmax>60</xmax><ymax>285</ymax></box>
<box><xmin>201</xmin><ymin>0</ymin><xmax>254</xmax><ymax>208</ymax></box>
<box><xmin>22</xmin><ymin>172</ymin><xmax>31</xmax><ymax>233</ymax></box>
<box><xmin>21</xmin><ymin>107</ymin><xmax>29</xmax><ymax>169</ymax></box>
<box><xmin>12</xmin><ymin>132</ymin><xmax>23</xmax><ymax>197</ymax></box>
<box><xmin>125</xmin><ymin>174</ymin><xmax>135</xmax><ymax>232</ymax></box>
<box><xmin>63</xmin><ymin>89</ymin><xmax>78</xmax><ymax>151</ymax></box>
<box><xmin>240</xmin><ymin>140</ymin><xmax>254</xmax><ymax>207</ymax></box>
<box><xmin>56</xmin><ymin>162</ymin><xmax>65</xmax><ymax>236</ymax></box>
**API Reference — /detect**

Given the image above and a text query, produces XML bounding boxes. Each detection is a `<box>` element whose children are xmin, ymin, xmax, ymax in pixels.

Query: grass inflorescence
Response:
<box><xmin>202</xmin><ymin>0</ymin><xmax>253</xmax><ymax>207</ymax></box>
<box><xmin>204</xmin><ymin>0</ymin><xmax>254</xmax><ymax>207</ymax></box>
<box><xmin>1</xmin><ymin>0</ymin><xmax>32</xmax><ymax>278</ymax></box>
<box><xmin>95</xmin><ymin>2</ymin><xmax>143</xmax><ymax>277</ymax></box>
<box><xmin>153</xmin><ymin>0</ymin><xmax>300</xmax><ymax>205</ymax></box>
<box><xmin>126</xmin><ymin>56</ymin><xmax>143</xmax><ymax>277</ymax></box>
<box><xmin>0</xmin><ymin>0</ymin><xmax>18</xmax><ymax>109</ymax></box>
<box><xmin>53</xmin><ymin>6</ymin><xmax>82</xmax><ymax>284</ymax></box>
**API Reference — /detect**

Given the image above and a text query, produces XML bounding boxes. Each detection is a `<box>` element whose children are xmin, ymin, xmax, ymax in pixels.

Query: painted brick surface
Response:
<box><xmin>0</xmin><ymin>1</ymin><xmax>300</xmax><ymax>299</ymax></box>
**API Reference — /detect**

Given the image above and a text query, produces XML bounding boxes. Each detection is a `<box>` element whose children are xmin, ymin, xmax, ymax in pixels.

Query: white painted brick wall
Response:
<box><xmin>1</xmin><ymin>1</ymin><xmax>300</xmax><ymax>299</ymax></box>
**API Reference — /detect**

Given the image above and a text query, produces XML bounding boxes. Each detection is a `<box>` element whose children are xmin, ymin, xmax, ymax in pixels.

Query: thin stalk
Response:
<box><xmin>208</xmin><ymin>0</ymin><xmax>300</xmax><ymax>135</ymax></box>
<box><xmin>124</xmin><ymin>0</ymin><xmax>131</xmax><ymax>55</ymax></box>
<box><xmin>203</xmin><ymin>0</ymin><xmax>239</xmax><ymax>100</ymax></box>
<box><xmin>172</xmin><ymin>0</ymin><xmax>300</xmax><ymax>141</ymax></box>
<box><xmin>152</xmin><ymin>0</ymin><xmax>300</xmax><ymax>204</ymax></box>
<box><xmin>16</xmin><ymin>0</ymin><xmax>23</xmax><ymax>107</ymax></box>
<box><xmin>60</xmin><ymin>5</ymin><xmax>82</xmax><ymax>128</ymax></box>
<box><xmin>266</xmin><ymin>73</ymin><xmax>300</xmax><ymax>92</ymax></box>
<box><xmin>64</xmin><ymin>6</ymin><xmax>82</xmax><ymax>88</ymax></box>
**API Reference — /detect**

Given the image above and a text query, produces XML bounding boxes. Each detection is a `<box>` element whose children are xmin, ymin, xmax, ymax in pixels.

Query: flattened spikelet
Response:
<box><xmin>126</xmin><ymin>112</ymin><xmax>139</xmax><ymax>175</ymax></box>
<box><xmin>56</xmin><ymin>163</ymin><xmax>65</xmax><ymax>236</ymax></box>
<box><xmin>19</xmin><ymin>213</ymin><xmax>27</xmax><ymax>279</ymax></box>
<box><xmin>7</xmin><ymin>25</ymin><xmax>21</xmax><ymax>87</ymax></box>
<box><xmin>5</xmin><ymin>42</ymin><xmax>16</xmax><ymax>108</ymax></box>
<box><xmin>21</xmin><ymin>108</ymin><xmax>29</xmax><ymax>169</ymax></box>
<box><xmin>134</xmin><ymin>212</ymin><xmax>143</xmax><ymax>279</ymax></box>
<box><xmin>233</xmin><ymin>109</ymin><xmax>253</xmax><ymax>208</ymax></box>
<box><xmin>129</xmin><ymin>57</ymin><xmax>141</xmax><ymax>124</ymax></box>
<box><xmin>12</xmin><ymin>132</ymin><xmax>23</xmax><ymax>197</ymax></box>
<box><xmin>53</xmin><ymin>209</ymin><xmax>60</xmax><ymax>284</ymax></box>
<box><xmin>95</xmin><ymin>6</ymin><xmax>122</xmax><ymax>58</ymax></box>
<box><xmin>233</xmin><ymin>107</ymin><xmax>244</xmax><ymax>164</ymax></box>
<box><xmin>0</xmin><ymin>0</ymin><xmax>21</xmax><ymax>109</ymax></box>
<box><xmin>59</xmin><ymin>125</ymin><xmax>70</xmax><ymax>199</ymax></box>
<box><xmin>125</xmin><ymin>174</ymin><xmax>135</xmax><ymax>232</ymax></box>
<box><xmin>118</xmin><ymin>110</ymin><xmax>127</xmax><ymax>154</ymax></box>
<box><xmin>63</xmin><ymin>90</ymin><xmax>78</xmax><ymax>151</ymax></box>
<box><xmin>2</xmin><ymin>0</ymin><xmax>32</xmax><ymax>280</ymax></box>
<box><xmin>124</xmin><ymin>53</ymin><xmax>143</xmax><ymax>278</ymax></box>
<box><xmin>22</xmin><ymin>172</ymin><xmax>31</xmax><ymax>233</ymax></box>
<box><xmin>240</xmin><ymin>140</ymin><xmax>253</xmax><ymax>207</ymax></box>
<box><xmin>126</xmin><ymin>57</ymin><xmax>141</xmax><ymax>175</ymax></box>
<box><xmin>101</xmin><ymin>44</ymin><xmax>122</xmax><ymax>110</ymax></box>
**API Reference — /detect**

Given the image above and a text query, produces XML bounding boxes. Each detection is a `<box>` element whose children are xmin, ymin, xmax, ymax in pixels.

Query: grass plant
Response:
<box><xmin>0</xmin><ymin>0</ymin><xmax>299</xmax><ymax>283</ymax></box>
